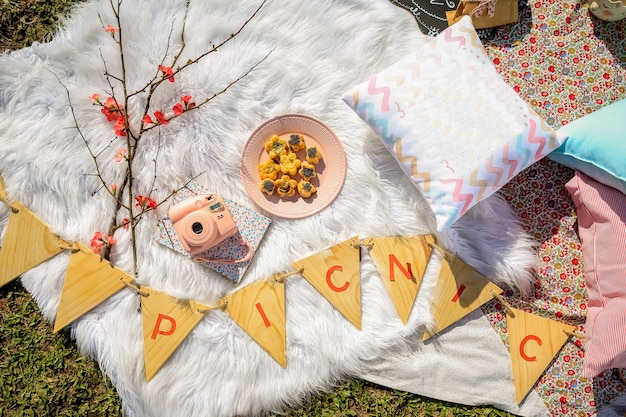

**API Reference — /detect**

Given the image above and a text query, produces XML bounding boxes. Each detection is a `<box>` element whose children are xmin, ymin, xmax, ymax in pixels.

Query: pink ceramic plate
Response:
<box><xmin>240</xmin><ymin>114</ymin><xmax>346</xmax><ymax>219</ymax></box>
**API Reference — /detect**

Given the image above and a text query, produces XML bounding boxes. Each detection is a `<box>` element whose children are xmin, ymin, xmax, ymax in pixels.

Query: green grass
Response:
<box><xmin>1</xmin><ymin>281</ymin><xmax>122</xmax><ymax>416</ymax></box>
<box><xmin>0</xmin><ymin>1</ymin><xmax>515</xmax><ymax>416</ymax></box>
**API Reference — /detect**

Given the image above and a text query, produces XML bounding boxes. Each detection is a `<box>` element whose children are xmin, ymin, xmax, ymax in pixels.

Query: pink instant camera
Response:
<box><xmin>168</xmin><ymin>194</ymin><xmax>238</xmax><ymax>256</ymax></box>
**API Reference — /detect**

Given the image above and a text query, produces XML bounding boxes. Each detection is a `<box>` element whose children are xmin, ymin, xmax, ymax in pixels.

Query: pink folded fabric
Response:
<box><xmin>566</xmin><ymin>170</ymin><xmax>626</xmax><ymax>378</ymax></box>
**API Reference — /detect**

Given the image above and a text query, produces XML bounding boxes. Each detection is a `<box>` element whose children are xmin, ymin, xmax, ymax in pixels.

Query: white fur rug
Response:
<box><xmin>0</xmin><ymin>0</ymin><xmax>545</xmax><ymax>416</ymax></box>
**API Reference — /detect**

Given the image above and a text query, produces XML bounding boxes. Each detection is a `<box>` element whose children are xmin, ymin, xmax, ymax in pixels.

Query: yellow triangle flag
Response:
<box><xmin>423</xmin><ymin>254</ymin><xmax>502</xmax><ymax>340</ymax></box>
<box><xmin>142</xmin><ymin>288</ymin><xmax>209</xmax><ymax>382</ymax></box>
<box><xmin>0</xmin><ymin>201</ymin><xmax>64</xmax><ymax>287</ymax></box>
<box><xmin>507</xmin><ymin>307</ymin><xmax>575</xmax><ymax>404</ymax></box>
<box><xmin>369</xmin><ymin>236</ymin><xmax>433</xmax><ymax>324</ymax></box>
<box><xmin>54</xmin><ymin>242</ymin><xmax>133</xmax><ymax>332</ymax></box>
<box><xmin>0</xmin><ymin>175</ymin><xmax>7</xmax><ymax>201</ymax></box>
<box><xmin>293</xmin><ymin>237</ymin><xmax>361</xmax><ymax>329</ymax></box>
<box><xmin>224</xmin><ymin>279</ymin><xmax>287</xmax><ymax>367</ymax></box>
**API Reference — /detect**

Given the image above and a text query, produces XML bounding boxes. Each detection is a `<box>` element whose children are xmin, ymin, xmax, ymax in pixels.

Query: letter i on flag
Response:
<box><xmin>142</xmin><ymin>288</ymin><xmax>210</xmax><ymax>381</ymax></box>
<box><xmin>368</xmin><ymin>235</ymin><xmax>433</xmax><ymax>324</ymax></box>
<box><xmin>423</xmin><ymin>253</ymin><xmax>502</xmax><ymax>340</ymax></box>
<box><xmin>506</xmin><ymin>307</ymin><xmax>575</xmax><ymax>404</ymax></box>
<box><xmin>293</xmin><ymin>236</ymin><xmax>362</xmax><ymax>329</ymax></box>
<box><xmin>224</xmin><ymin>278</ymin><xmax>287</xmax><ymax>367</ymax></box>
<box><xmin>54</xmin><ymin>242</ymin><xmax>134</xmax><ymax>332</ymax></box>
<box><xmin>0</xmin><ymin>201</ymin><xmax>65</xmax><ymax>288</ymax></box>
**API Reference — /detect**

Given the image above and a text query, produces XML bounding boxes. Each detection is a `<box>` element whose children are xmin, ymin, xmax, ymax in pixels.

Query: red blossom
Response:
<box><xmin>173</xmin><ymin>103</ymin><xmax>184</xmax><ymax>116</ymax></box>
<box><xmin>122</xmin><ymin>218</ymin><xmax>130</xmax><ymax>231</ymax></box>
<box><xmin>104</xmin><ymin>25</ymin><xmax>119</xmax><ymax>34</ymax></box>
<box><xmin>90</xmin><ymin>231</ymin><xmax>117</xmax><ymax>255</ymax></box>
<box><xmin>101</xmin><ymin>97</ymin><xmax>124</xmax><ymax>121</ymax></box>
<box><xmin>114</xmin><ymin>117</ymin><xmax>127</xmax><ymax>136</ymax></box>
<box><xmin>153</xmin><ymin>111</ymin><xmax>168</xmax><ymax>125</ymax></box>
<box><xmin>114</xmin><ymin>148</ymin><xmax>127</xmax><ymax>162</ymax></box>
<box><xmin>89</xmin><ymin>93</ymin><xmax>102</xmax><ymax>103</ymax></box>
<box><xmin>136</xmin><ymin>195</ymin><xmax>157</xmax><ymax>211</ymax></box>
<box><xmin>142</xmin><ymin>114</ymin><xmax>153</xmax><ymax>125</ymax></box>
<box><xmin>181</xmin><ymin>95</ymin><xmax>196</xmax><ymax>109</ymax></box>
<box><xmin>158</xmin><ymin>65</ymin><xmax>175</xmax><ymax>82</ymax></box>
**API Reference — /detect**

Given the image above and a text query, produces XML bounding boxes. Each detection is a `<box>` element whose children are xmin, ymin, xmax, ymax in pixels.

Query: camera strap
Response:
<box><xmin>192</xmin><ymin>238</ymin><xmax>254</xmax><ymax>265</ymax></box>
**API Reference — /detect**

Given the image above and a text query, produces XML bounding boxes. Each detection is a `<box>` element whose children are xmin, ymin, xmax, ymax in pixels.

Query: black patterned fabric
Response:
<box><xmin>388</xmin><ymin>0</ymin><xmax>460</xmax><ymax>36</ymax></box>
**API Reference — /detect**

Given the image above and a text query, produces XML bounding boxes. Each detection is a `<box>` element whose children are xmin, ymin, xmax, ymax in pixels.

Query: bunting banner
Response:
<box><xmin>54</xmin><ymin>242</ymin><xmax>134</xmax><ymax>333</ymax></box>
<box><xmin>0</xmin><ymin>175</ymin><xmax>582</xmax><ymax>388</ymax></box>
<box><xmin>423</xmin><ymin>253</ymin><xmax>502</xmax><ymax>341</ymax></box>
<box><xmin>294</xmin><ymin>236</ymin><xmax>362</xmax><ymax>329</ymax></box>
<box><xmin>506</xmin><ymin>306</ymin><xmax>576</xmax><ymax>404</ymax></box>
<box><xmin>368</xmin><ymin>236</ymin><xmax>433</xmax><ymax>324</ymax></box>
<box><xmin>0</xmin><ymin>201</ymin><xmax>65</xmax><ymax>287</ymax></box>
<box><xmin>223</xmin><ymin>278</ymin><xmax>287</xmax><ymax>368</ymax></box>
<box><xmin>142</xmin><ymin>287</ymin><xmax>212</xmax><ymax>382</ymax></box>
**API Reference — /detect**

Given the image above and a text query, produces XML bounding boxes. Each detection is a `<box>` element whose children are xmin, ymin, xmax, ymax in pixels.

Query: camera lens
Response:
<box><xmin>191</xmin><ymin>222</ymin><xmax>203</xmax><ymax>234</ymax></box>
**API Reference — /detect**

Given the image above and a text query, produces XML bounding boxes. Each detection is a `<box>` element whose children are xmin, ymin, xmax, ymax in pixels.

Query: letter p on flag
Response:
<box><xmin>152</xmin><ymin>314</ymin><xmax>177</xmax><ymax>339</ymax></box>
<box><xmin>141</xmin><ymin>288</ymin><xmax>208</xmax><ymax>382</ymax></box>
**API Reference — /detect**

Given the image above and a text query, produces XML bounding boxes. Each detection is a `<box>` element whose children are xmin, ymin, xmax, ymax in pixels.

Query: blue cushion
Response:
<box><xmin>549</xmin><ymin>99</ymin><xmax>626</xmax><ymax>195</ymax></box>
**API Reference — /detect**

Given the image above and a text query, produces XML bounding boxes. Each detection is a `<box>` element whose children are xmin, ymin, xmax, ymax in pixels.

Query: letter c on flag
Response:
<box><xmin>520</xmin><ymin>334</ymin><xmax>542</xmax><ymax>362</ymax></box>
<box><xmin>326</xmin><ymin>265</ymin><xmax>349</xmax><ymax>292</ymax></box>
<box><xmin>151</xmin><ymin>313</ymin><xmax>177</xmax><ymax>340</ymax></box>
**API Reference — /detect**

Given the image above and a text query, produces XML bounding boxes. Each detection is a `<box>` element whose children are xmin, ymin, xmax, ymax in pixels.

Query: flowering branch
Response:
<box><xmin>54</xmin><ymin>0</ymin><xmax>268</xmax><ymax>274</ymax></box>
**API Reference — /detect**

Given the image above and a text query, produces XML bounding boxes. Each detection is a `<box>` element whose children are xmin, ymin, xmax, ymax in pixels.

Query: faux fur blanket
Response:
<box><xmin>0</xmin><ymin>0</ymin><xmax>544</xmax><ymax>415</ymax></box>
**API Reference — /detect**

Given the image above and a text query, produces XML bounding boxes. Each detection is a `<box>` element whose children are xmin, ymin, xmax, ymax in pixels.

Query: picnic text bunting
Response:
<box><xmin>0</xmin><ymin>174</ymin><xmax>581</xmax><ymax>389</ymax></box>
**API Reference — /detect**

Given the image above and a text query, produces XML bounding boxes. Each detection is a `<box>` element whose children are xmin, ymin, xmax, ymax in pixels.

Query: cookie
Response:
<box><xmin>305</xmin><ymin>146</ymin><xmax>322</xmax><ymax>164</ymax></box>
<box><xmin>264</xmin><ymin>135</ymin><xmax>289</xmax><ymax>160</ymax></box>
<box><xmin>279</xmin><ymin>152</ymin><xmax>302</xmax><ymax>176</ymax></box>
<box><xmin>287</xmin><ymin>133</ymin><xmax>306</xmax><ymax>152</ymax></box>
<box><xmin>297</xmin><ymin>180</ymin><xmax>317</xmax><ymax>198</ymax></box>
<box><xmin>275</xmin><ymin>175</ymin><xmax>298</xmax><ymax>197</ymax></box>
<box><xmin>258</xmin><ymin>159</ymin><xmax>281</xmax><ymax>180</ymax></box>
<box><xmin>259</xmin><ymin>178</ymin><xmax>276</xmax><ymax>195</ymax></box>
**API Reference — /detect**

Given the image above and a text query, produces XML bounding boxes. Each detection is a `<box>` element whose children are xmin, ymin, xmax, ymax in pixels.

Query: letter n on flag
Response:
<box><xmin>369</xmin><ymin>236</ymin><xmax>433</xmax><ymax>324</ymax></box>
<box><xmin>423</xmin><ymin>254</ymin><xmax>502</xmax><ymax>341</ymax></box>
<box><xmin>54</xmin><ymin>242</ymin><xmax>132</xmax><ymax>332</ymax></box>
<box><xmin>506</xmin><ymin>307</ymin><xmax>575</xmax><ymax>404</ymax></box>
<box><xmin>0</xmin><ymin>201</ymin><xmax>65</xmax><ymax>288</ymax></box>
<box><xmin>142</xmin><ymin>288</ymin><xmax>208</xmax><ymax>382</ymax></box>
<box><xmin>293</xmin><ymin>236</ymin><xmax>361</xmax><ymax>329</ymax></box>
<box><xmin>223</xmin><ymin>279</ymin><xmax>287</xmax><ymax>367</ymax></box>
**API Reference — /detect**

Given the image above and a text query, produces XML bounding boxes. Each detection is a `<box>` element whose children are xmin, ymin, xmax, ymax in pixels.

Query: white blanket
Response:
<box><xmin>0</xmin><ymin>0</ymin><xmax>547</xmax><ymax>415</ymax></box>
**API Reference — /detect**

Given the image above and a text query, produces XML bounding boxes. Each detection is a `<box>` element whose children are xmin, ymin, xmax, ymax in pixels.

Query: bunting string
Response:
<box><xmin>56</xmin><ymin>237</ymin><xmax>80</xmax><ymax>253</ymax></box>
<box><xmin>196</xmin><ymin>300</ymin><xmax>228</xmax><ymax>315</ymax></box>
<box><xmin>271</xmin><ymin>266</ymin><xmax>304</xmax><ymax>284</ymax></box>
<box><xmin>427</xmin><ymin>240</ymin><xmax>452</xmax><ymax>261</ymax></box>
<box><xmin>0</xmin><ymin>196</ymin><xmax>19</xmax><ymax>213</ymax></box>
<box><xmin>491</xmin><ymin>290</ymin><xmax>516</xmax><ymax>318</ymax></box>
<box><xmin>120</xmin><ymin>277</ymin><xmax>150</xmax><ymax>297</ymax></box>
<box><xmin>350</xmin><ymin>237</ymin><xmax>374</xmax><ymax>250</ymax></box>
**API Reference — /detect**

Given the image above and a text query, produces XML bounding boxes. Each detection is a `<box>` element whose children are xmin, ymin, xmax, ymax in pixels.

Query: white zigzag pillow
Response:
<box><xmin>342</xmin><ymin>16</ymin><xmax>561</xmax><ymax>230</ymax></box>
